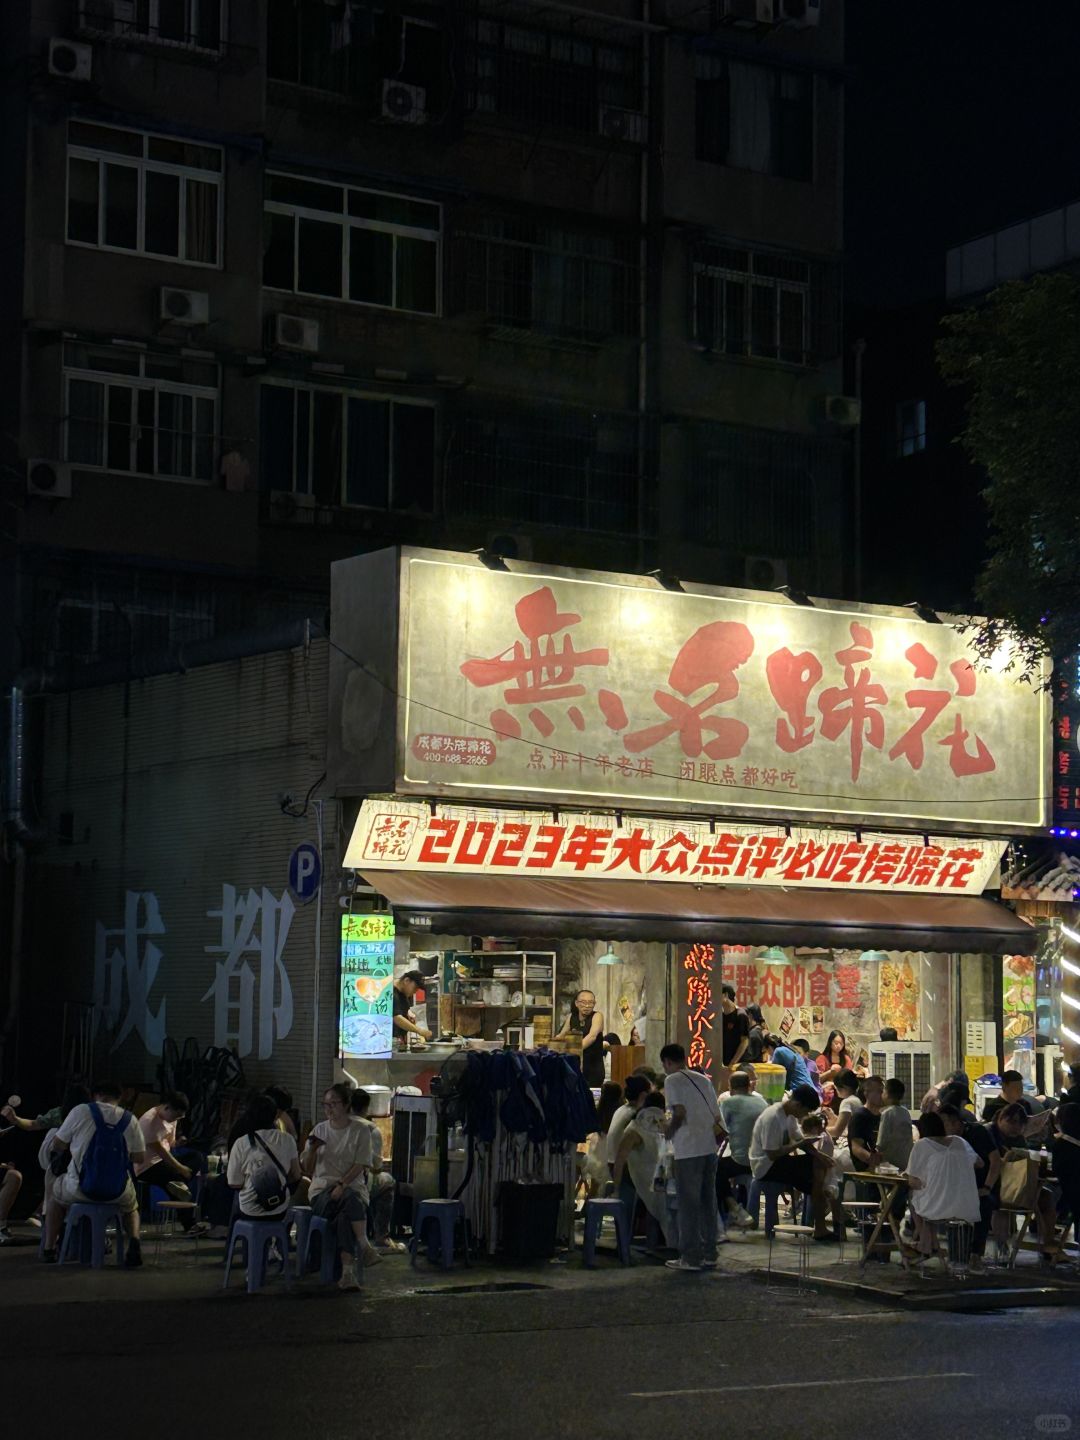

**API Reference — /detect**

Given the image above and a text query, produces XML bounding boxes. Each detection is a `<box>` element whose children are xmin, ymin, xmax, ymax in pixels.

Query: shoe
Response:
<box><xmin>28</xmin><ymin>1215</ymin><xmax>42</xmax><ymax>1230</ymax></box>
<box><xmin>41</xmin><ymin>1247</ymin><xmax>58</xmax><ymax>1264</ymax></box>
<box><xmin>731</xmin><ymin>1207</ymin><xmax>754</xmax><ymax>1229</ymax></box>
<box><xmin>0</xmin><ymin>1226</ymin><xmax>12</xmax><ymax>1245</ymax></box>
<box><xmin>377</xmin><ymin>1238</ymin><xmax>407</xmax><ymax>1254</ymax></box>
<box><xmin>715</xmin><ymin>1230</ymin><xmax>730</xmax><ymax>1244</ymax></box>
<box><xmin>665</xmin><ymin>1258</ymin><xmax>703</xmax><ymax>1272</ymax></box>
<box><xmin>123</xmin><ymin>1238</ymin><xmax>143</xmax><ymax>1269</ymax></box>
<box><xmin>700</xmin><ymin>1258</ymin><xmax>718</xmax><ymax>1269</ymax></box>
<box><xmin>337</xmin><ymin>1270</ymin><xmax>361</xmax><ymax>1292</ymax></box>
<box><xmin>188</xmin><ymin>1221</ymin><xmax>212</xmax><ymax>1239</ymax></box>
<box><xmin>360</xmin><ymin>1244</ymin><xmax>382</xmax><ymax>1267</ymax></box>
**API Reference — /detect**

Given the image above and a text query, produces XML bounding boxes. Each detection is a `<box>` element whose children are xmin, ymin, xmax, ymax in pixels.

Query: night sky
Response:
<box><xmin>846</xmin><ymin>1</ymin><xmax>1080</xmax><ymax>306</ymax></box>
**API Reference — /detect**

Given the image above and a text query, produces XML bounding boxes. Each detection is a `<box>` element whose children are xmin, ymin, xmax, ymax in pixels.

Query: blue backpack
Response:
<box><xmin>79</xmin><ymin>1102</ymin><xmax>134</xmax><ymax>1201</ymax></box>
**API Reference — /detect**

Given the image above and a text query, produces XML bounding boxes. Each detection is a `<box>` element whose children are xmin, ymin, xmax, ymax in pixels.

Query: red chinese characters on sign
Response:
<box><xmin>459</xmin><ymin>586</ymin><xmax>625</xmax><ymax>741</ymax></box>
<box><xmin>887</xmin><ymin>645</ymin><xmax>996</xmax><ymax>778</ymax></box>
<box><xmin>363</xmin><ymin>812</ymin><xmax>419</xmax><ymax>861</ymax></box>
<box><xmin>818</xmin><ymin>623</ymin><xmax>887</xmax><ymax>783</ymax></box>
<box><xmin>624</xmin><ymin>621</ymin><xmax>755</xmax><ymax>760</ymax></box>
<box><xmin>684</xmin><ymin>942</ymin><xmax>716</xmax><ymax>1072</ymax></box>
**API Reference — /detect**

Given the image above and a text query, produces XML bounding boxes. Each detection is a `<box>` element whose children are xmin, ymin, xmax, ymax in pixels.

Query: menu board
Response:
<box><xmin>1002</xmin><ymin>952</ymin><xmax>1036</xmax><ymax>1080</ymax></box>
<box><xmin>340</xmin><ymin>913</ymin><xmax>395</xmax><ymax>1058</ymax></box>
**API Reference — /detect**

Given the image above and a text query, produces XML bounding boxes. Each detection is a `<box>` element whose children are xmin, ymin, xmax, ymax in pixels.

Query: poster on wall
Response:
<box><xmin>1002</xmin><ymin>952</ymin><xmax>1037</xmax><ymax>1080</ymax></box>
<box><xmin>340</xmin><ymin>913</ymin><xmax>395</xmax><ymax>1058</ymax></box>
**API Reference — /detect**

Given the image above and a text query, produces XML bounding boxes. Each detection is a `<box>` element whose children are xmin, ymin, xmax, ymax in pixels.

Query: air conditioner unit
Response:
<box><xmin>744</xmin><ymin>555</ymin><xmax>788</xmax><ymax>590</ymax></box>
<box><xmin>381</xmin><ymin>79</ymin><xmax>426</xmax><ymax>124</ymax></box>
<box><xmin>778</xmin><ymin>0</ymin><xmax>821</xmax><ymax>26</ymax></box>
<box><xmin>27</xmin><ymin>460</ymin><xmax>73</xmax><ymax>499</ymax></box>
<box><xmin>270</xmin><ymin>489</ymin><xmax>318</xmax><ymax>518</ymax></box>
<box><xmin>824</xmin><ymin>394</ymin><xmax>861</xmax><ymax>427</ymax></box>
<box><xmin>719</xmin><ymin>0</ymin><xmax>775</xmax><ymax>25</ymax></box>
<box><xmin>273</xmin><ymin>314</ymin><xmax>320</xmax><ymax>353</ymax></box>
<box><xmin>159</xmin><ymin>287</ymin><xmax>209</xmax><ymax>325</ymax></box>
<box><xmin>49</xmin><ymin>38</ymin><xmax>93</xmax><ymax>81</ymax></box>
<box><xmin>599</xmin><ymin>106</ymin><xmax>648</xmax><ymax>145</ymax></box>
<box><xmin>867</xmin><ymin>1043</ymin><xmax>935</xmax><ymax>1104</ymax></box>
<box><xmin>487</xmin><ymin>531</ymin><xmax>533</xmax><ymax>562</ymax></box>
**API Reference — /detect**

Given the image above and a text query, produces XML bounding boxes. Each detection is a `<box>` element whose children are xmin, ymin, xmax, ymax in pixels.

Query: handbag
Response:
<box><xmin>999</xmin><ymin>1151</ymin><xmax>1041</xmax><ymax>1210</ymax></box>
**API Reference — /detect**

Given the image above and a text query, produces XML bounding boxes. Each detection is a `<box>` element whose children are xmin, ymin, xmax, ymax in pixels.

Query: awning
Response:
<box><xmin>359</xmin><ymin>871</ymin><xmax>1037</xmax><ymax>955</ymax></box>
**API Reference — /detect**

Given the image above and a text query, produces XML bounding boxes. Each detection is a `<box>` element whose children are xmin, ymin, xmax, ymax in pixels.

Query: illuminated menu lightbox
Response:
<box><xmin>340</xmin><ymin>913</ymin><xmax>395</xmax><ymax>1058</ymax></box>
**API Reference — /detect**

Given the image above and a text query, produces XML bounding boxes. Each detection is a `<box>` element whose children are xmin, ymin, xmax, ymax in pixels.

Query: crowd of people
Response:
<box><xmin>0</xmin><ymin>1078</ymin><xmax>405</xmax><ymax>1290</ymax></box>
<box><xmin>577</xmin><ymin>1038</ymin><xmax>1080</xmax><ymax>1277</ymax></box>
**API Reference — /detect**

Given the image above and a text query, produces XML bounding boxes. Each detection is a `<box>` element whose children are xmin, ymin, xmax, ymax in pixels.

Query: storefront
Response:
<box><xmin>327</xmin><ymin>547</ymin><xmax>1048</xmax><ymax>1098</ymax></box>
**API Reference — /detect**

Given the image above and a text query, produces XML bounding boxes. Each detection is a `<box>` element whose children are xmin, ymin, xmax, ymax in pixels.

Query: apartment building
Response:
<box><xmin>1</xmin><ymin>0</ymin><xmax>847</xmax><ymax>679</ymax></box>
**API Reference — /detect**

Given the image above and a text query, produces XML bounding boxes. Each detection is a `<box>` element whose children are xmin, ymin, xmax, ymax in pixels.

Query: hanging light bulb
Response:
<box><xmin>760</xmin><ymin>946</ymin><xmax>788</xmax><ymax>966</ymax></box>
<box><xmin>859</xmin><ymin>949</ymin><xmax>889</xmax><ymax>963</ymax></box>
<box><xmin>597</xmin><ymin>942</ymin><xmax>620</xmax><ymax>966</ymax></box>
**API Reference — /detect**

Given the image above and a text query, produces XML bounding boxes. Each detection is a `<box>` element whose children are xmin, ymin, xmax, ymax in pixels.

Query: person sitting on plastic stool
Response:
<box><xmin>134</xmin><ymin>1091</ymin><xmax>210</xmax><ymax>1237</ymax></box>
<box><xmin>303</xmin><ymin>1084</ymin><xmax>380</xmax><ymax>1291</ymax></box>
<box><xmin>227</xmin><ymin>1092</ymin><xmax>301</xmax><ymax>1254</ymax></box>
<box><xmin>44</xmin><ymin>1080</ymin><xmax>146</xmax><ymax>1267</ymax></box>
<box><xmin>350</xmin><ymin>1088</ymin><xmax>405</xmax><ymax>1253</ymax></box>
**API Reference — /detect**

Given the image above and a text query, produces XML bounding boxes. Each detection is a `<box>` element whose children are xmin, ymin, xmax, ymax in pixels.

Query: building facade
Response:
<box><xmin>1</xmin><ymin>0</ymin><xmax>850</xmax><ymax>1093</ymax></box>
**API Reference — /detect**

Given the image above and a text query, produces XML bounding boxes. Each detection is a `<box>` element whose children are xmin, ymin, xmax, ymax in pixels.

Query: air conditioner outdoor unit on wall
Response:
<box><xmin>49</xmin><ymin>38</ymin><xmax>93</xmax><ymax>81</ymax></box>
<box><xmin>382</xmin><ymin>79</ymin><xmax>426</xmax><ymax>124</ymax></box>
<box><xmin>779</xmin><ymin>0</ymin><xmax>821</xmax><ymax>26</ymax></box>
<box><xmin>599</xmin><ymin>106</ymin><xmax>648</xmax><ymax>145</ymax></box>
<box><xmin>719</xmin><ymin>0</ymin><xmax>775</xmax><ymax>25</ymax></box>
<box><xmin>27</xmin><ymin>460</ymin><xmax>73</xmax><ymax>499</ymax></box>
<box><xmin>824</xmin><ymin>394</ymin><xmax>861</xmax><ymax>427</ymax></box>
<box><xmin>160</xmin><ymin>287</ymin><xmax>209</xmax><ymax>325</ymax></box>
<box><xmin>744</xmin><ymin>555</ymin><xmax>788</xmax><ymax>590</ymax></box>
<box><xmin>273</xmin><ymin>314</ymin><xmax>320</xmax><ymax>353</ymax></box>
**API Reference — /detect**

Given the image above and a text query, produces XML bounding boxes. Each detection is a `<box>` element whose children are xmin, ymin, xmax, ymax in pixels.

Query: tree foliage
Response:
<box><xmin>937</xmin><ymin>271</ymin><xmax>1080</xmax><ymax>682</ymax></box>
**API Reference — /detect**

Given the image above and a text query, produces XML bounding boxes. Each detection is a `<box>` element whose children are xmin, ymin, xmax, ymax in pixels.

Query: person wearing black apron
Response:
<box><xmin>559</xmin><ymin>989</ymin><xmax>606</xmax><ymax>1089</ymax></box>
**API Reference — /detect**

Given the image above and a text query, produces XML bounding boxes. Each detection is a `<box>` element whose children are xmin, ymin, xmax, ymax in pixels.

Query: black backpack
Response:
<box><xmin>247</xmin><ymin>1133</ymin><xmax>289</xmax><ymax>1212</ymax></box>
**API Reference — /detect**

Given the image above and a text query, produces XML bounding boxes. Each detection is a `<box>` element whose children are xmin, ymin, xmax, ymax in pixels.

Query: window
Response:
<box><xmin>684</xmin><ymin>423</ymin><xmax>840</xmax><ymax>555</ymax></box>
<box><xmin>692</xmin><ymin>243</ymin><xmax>826</xmax><ymax>364</ymax></box>
<box><xmin>695</xmin><ymin>57</ymin><xmax>813</xmax><ymax>180</ymax></box>
<box><xmin>468</xmin><ymin>19</ymin><xmax>642</xmax><ymax>136</ymax></box>
<box><xmin>259</xmin><ymin>381</ymin><xmax>436</xmax><ymax>511</ymax></box>
<box><xmin>79</xmin><ymin>0</ymin><xmax>224</xmax><ymax>52</ymax></box>
<box><xmin>897</xmin><ymin>400</ymin><xmax>927</xmax><ymax>458</ymax></box>
<box><xmin>267</xmin><ymin>0</ymin><xmax>450</xmax><ymax>112</ymax></box>
<box><xmin>264</xmin><ymin>174</ymin><xmax>440</xmax><ymax>314</ymax></box>
<box><xmin>457</xmin><ymin>216</ymin><xmax>638</xmax><ymax>341</ymax></box>
<box><xmin>49</xmin><ymin>584</ymin><xmax>213</xmax><ymax>665</ymax></box>
<box><xmin>64</xmin><ymin>343</ymin><xmax>218</xmax><ymax>481</ymax></box>
<box><xmin>445</xmin><ymin>407</ymin><xmax>643</xmax><ymax>534</ymax></box>
<box><xmin>66</xmin><ymin>121</ymin><xmax>223</xmax><ymax>264</ymax></box>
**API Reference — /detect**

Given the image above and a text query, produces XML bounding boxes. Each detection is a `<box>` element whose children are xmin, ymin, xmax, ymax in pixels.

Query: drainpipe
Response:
<box><xmin>1</xmin><ymin>617</ymin><xmax>322</xmax><ymax>1081</ymax></box>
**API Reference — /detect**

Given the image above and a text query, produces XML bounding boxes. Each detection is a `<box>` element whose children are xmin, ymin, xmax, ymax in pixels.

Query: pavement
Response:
<box><xmin>4</xmin><ymin>1218</ymin><xmax>1080</xmax><ymax>1440</ymax></box>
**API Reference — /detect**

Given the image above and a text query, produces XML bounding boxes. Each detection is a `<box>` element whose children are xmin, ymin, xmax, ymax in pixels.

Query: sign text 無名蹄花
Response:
<box><xmin>389</xmin><ymin>556</ymin><xmax>1048</xmax><ymax>832</ymax></box>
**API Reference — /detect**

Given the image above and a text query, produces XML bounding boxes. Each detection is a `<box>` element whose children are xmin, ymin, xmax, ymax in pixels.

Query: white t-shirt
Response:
<box><xmin>227</xmin><ymin>1129</ymin><xmax>299</xmax><ymax>1217</ymax></box>
<box><xmin>38</xmin><ymin>1127</ymin><xmax>59</xmax><ymax>1172</ymax></box>
<box><xmin>134</xmin><ymin>1107</ymin><xmax>178</xmax><ymax>1177</ymax></box>
<box><xmin>55</xmin><ymin>1102</ymin><xmax>144</xmax><ymax>1190</ymax></box>
<box><xmin>749</xmin><ymin>1101</ymin><xmax>801</xmax><ymax>1179</ymax></box>
<box><xmin>664</xmin><ymin>1069</ymin><xmax>719</xmax><ymax>1160</ymax></box>
<box><xmin>307</xmin><ymin>1119</ymin><xmax>373</xmax><ymax>1199</ymax></box>
<box><xmin>606</xmin><ymin>1102</ymin><xmax>638</xmax><ymax>1166</ymax></box>
<box><xmin>907</xmin><ymin>1135</ymin><xmax>981</xmax><ymax>1223</ymax></box>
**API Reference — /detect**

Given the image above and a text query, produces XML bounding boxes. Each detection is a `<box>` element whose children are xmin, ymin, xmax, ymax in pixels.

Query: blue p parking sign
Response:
<box><xmin>289</xmin><ymin>842</ymin><xmax>322</xmax><ymax>904</ymax></box>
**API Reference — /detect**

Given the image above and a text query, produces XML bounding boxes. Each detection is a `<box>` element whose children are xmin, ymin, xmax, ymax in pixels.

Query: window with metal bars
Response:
<box><xmin>690</xmin><ymin>241</ymin><xmax>838</xmax><ymax>365</ymax></box>
<box><xmin>683</xmin><ymin>422</ymin><xmax>841</xmax><ymax>556</ymax></box>
<box><xmin>467</xmin><ymin>17</ymin><xmax>642</xmax><ymax>137</ymax></box>
<box><xmin>455</xmin><ymin>216</ymin><xmax>638</xmax><ymax>341</ymax></box>
<box><xmin>445</xmin><ymin>407</ymin><xmax>645</xmax><ymax>534</ymax></box>
<box><xmin>78</xmin><ymin>0</ymin><xmax>225</xmax><ymax>51</ymax></box>
<box><xmin>64</xmin><ymin>343</ymin><xmax>219</xmax><ymax>482</ymax></box>
<box><xmin>259</xmin><ymin>380</ymin><xmax>436</xmax><ymax>511</ymax></box>
<box><xmin>48</xmin><ymin>583</ymin><xmax>214</xmax><ymax>665</ymax></box>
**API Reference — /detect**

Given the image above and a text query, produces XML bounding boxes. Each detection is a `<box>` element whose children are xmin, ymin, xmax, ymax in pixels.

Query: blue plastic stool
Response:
<box><xmin>58</xmin><ymin>1203</ymin><xmax>126</xmax><ymax>1268</ymax></box>
<box><xmin>222</xmin><ymin>1218</ymin><xmax>290</xmax><ymax>1293</ymax></box>
<box><xmin>747</xmin><ymin>1180</ymin><xmax>810</xmax><ymax>1237</ymax></box>
<box><xmin>289</xmin><ymin>1206</ymin><xmax>313</xmax><ymax>1277</ymax></box>
<box><xmin>303</xmin><ymin>1214</ymin><xmax>344</xmax><ymax>1282</ymax></box>
<box><xmin>582</xmin><ymin>1198</ymin><xmax>631</xmax><ymax>1267</ymax></box>
<box><xmin>411</xmin><ymin>1199</ymin><xmax>471</xmax><ymax>1269</ymax></box>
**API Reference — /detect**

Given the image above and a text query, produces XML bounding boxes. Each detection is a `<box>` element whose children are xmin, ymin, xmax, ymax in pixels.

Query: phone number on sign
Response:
<box><xmin>412</xmin><ymin>733</ymin><xmax>496</xmax><ymax>765</ymax></box>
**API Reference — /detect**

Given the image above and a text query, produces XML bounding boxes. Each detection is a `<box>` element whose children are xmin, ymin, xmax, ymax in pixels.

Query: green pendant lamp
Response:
<box><xmin>760</xmin><ymin>946</ymin><xmax>788</xmax><ymax>965</ymax></box>
<box><xmin>597</xmin><ymin>942</ymin><xmax>620</xmax><ymax>966</ymax></box>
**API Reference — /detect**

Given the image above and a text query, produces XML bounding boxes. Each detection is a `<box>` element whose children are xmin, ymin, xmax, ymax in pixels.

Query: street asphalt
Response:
<box><xmin>2</xmin><ymin>1230</ymin><xmax>1078</xmax><ymax>1440</ymax></box>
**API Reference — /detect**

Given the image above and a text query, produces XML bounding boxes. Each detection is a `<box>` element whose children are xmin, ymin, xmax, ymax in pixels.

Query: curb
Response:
<box><xmin>749</xmin><ymin>1266</ymin><xmax>1080</xmax><ymax>1312</ymax></box>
